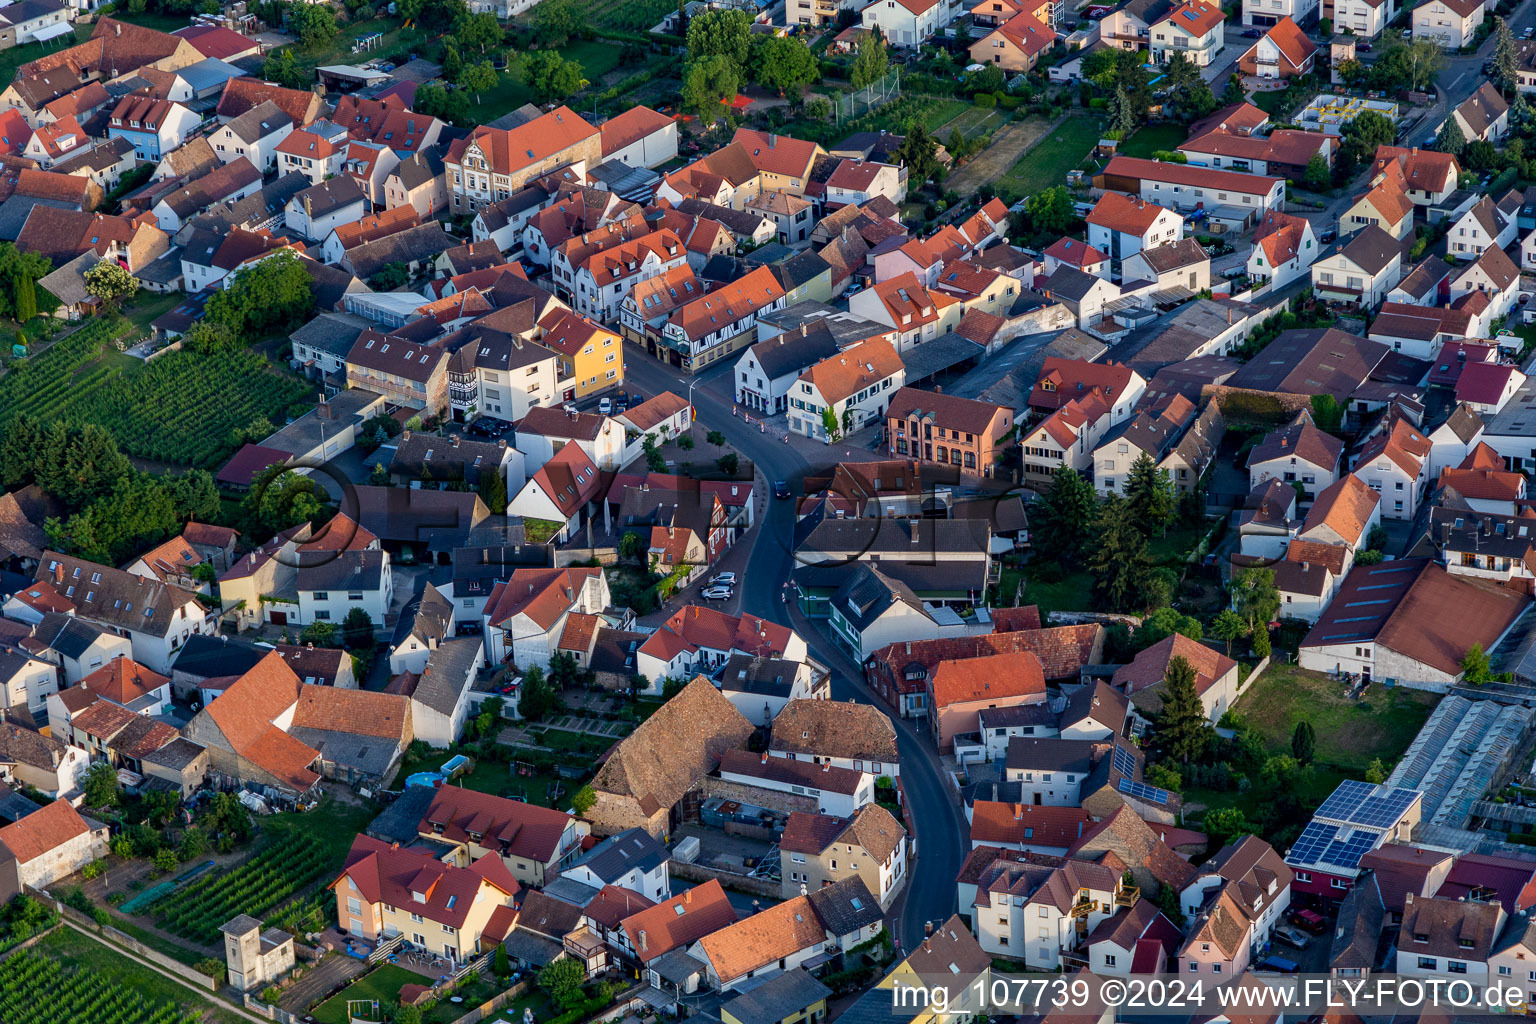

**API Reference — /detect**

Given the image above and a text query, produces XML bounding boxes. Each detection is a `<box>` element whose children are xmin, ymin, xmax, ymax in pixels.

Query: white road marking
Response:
<box><xmin>1451</xmin><ymin>72</ymin><xmax>1468</xmax><ymax>89</ymax></box>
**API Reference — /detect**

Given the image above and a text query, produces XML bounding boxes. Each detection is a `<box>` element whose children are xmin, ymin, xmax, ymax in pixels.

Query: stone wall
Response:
<box><xmin>697</xmin><ymin>776</ymin><xmax>818</xmax><ymax>817</ymax></box>
<box><xmin>669</xmin><ymin>860</ymin><xmax>782</xmax><ymax>899</ymax></box>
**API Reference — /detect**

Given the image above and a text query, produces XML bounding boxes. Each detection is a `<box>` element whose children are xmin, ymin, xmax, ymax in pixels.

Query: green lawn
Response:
<box><xmin>997</xmin><ymin>117</ymin><xmax>1105</xmax><ymax>198</ymax></box>
<box><xmin>922</xmin><ymin>99</ymin><xmax>977</xmax><ymax>133</ymax></box>
<box><xmin>1228</xmin><ymin>664</ymin><xmax>1437</xmax><ymax>771</ymax></box>
<box><xmin>534</xmin><ymin>728</ymin><xmax>597</xmax><ymax>751</ymax></box>
<box><xmin>1119</xmin><ymin>122</ymin><xmax>1188</xmax><ymax>158</ymax></box>
<box><xmin>393</xmin><ymin>746</ymin><xmax>585</xmax><ymax>810</ymax></box>
<box><xmin>123</xmin><ymin>291</ymin><xmax>181</xmax><ymax>337</ymax></box>
<box><xmin>1020</xmin><ymin>567</ymin><xmax>1094</xmax><ymax>617</ymax></box>
<box><xmin>0</xmin><ymin>25</ymin><xmax>90</xmax><ymax>85</ymax></box>
<box><xmin>34</xmin><ymin>925</ymin><xmax>246</xmax><ymax>1024</ymax></box>
<box><xmin>311</xmin><ymin>964</ymin><xmax>423</xmax><ymax>1024</ymax></box>
<box><xmin>1149</xmin><ymin>524</ymin><xmax>1208</xmax><ymax>567</ymax></box>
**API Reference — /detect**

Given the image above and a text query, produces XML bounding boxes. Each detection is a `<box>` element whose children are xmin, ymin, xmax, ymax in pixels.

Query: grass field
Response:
<box><xmin>997</xmin><ymin>117</ymin><xmax>1105</xmax><ymax>197</ymax></box>
<box><xmin>34</xmin><ymin>926</ymin><xmax>245</xmax><ymax>1024</ymax></box>
<box><xmin>0</xmin><ymin>24</ymin><xmax>89</xmax><ymax>84</ymax></box>
<box><xmin>1119</xmin><ymin>122</ymin><xmax>1188</xmax><ymax>158</ymax></box>
<box><xmin>1229</xmin><ymin>664</ymin><xmax>1437</xmax><ymax>772</ymax></box>
<box><xmin>1021</xmin><ymin>567</ymin><xmax>1094</xmax><ymax>617</ymax></box>
<box><xmin>936</xmin><ymin>106</ymin><xmax>1008</xmax><ymax>140</ymax></box>
<box><xmin>921</xmin><ymin>99</ymin><xmax>975</xmax><ymax>132</ymax></box>
<box><xmin>311</xmin><ymin>964</ymin><xmax>422</xmax><ymax>1024</ymax></box>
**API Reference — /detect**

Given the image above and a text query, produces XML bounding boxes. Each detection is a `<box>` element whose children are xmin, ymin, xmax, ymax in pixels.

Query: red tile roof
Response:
<box><xmin>970</xmin><ymin>801</ymin><xmax>1096</xmax><ymax>849</ymax></box>
<box><xmin>1087</xmin><ymin>192</ymin><xmax>1171</xmax><ymax>236</ymax></box>
<box><xmin>420</xmin><ymin>785</ymin><xmax>574</xmax><ymax>863</ymax></box>
<box><xmin>334</xmin><ymin>834</ymin><xmax>518</xmax><ymax>930</ymax></box>
<box><xmin>620</xmin><ymin>878</ymin><xmax>737</xmax><ymax>962</ymax></box>
<box><xmin>930</xmin><ymin>650</ymin><xmax>1046</xmax><ymax>709</ymax></box>
<box><xmin>1112</xmin><ymin>634</ymin><xmax>1236</xmax><ymax>697</ymax></box>
<box><xmin>0</xmin><ymin>799</ymin><xmax>91</xmax><ymax>864</ymax></box>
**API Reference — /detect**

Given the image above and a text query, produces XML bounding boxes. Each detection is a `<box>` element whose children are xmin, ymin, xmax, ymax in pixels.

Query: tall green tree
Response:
<box><xmin>1163</xmin><ymin>52</ymin><xmax>1197</xmax><ymax>91</ymax></box>
<box><xmin>681</xmin><ymin>54</ymin><xmax>740</xmax><ymax>118</ymax></box>
<box><xmin>1035</xmin><ymin>467</ymin><xmax>1097</xmax><ymax>564</ymax></box>
<box><xmin>1202</xmin><ymin>807</ymin><xmax>1256</xmax><ymax>851</ymax></box>
<box><xmin>1462</xmin><ymin>642</ymin><xmax>1493</xmax><ymax>684</ymax></box>
<box><xmin>1231</xmin><ymin>566</ymin><xmax>1280</xmax><ymax>633</ymax></box>
<box><xmin>533</xmin><ymin>0</ymin><xmax>586</xmax><ymax>46</ymax></box>
<box><xmin>1156</xmin><ymin>655</ymin><xmax>1210</xmax><ymax>763</ymax></box>
<box><xmin>241</xmin><ymin>466</ymin><xmax>326</xmax><ymax>536</ymax></box>
<box><xmin>1494</xmin><ymin>17</ymin><xmax>1520</xmax><ymax>96</ymax></box>
<box><xmin>850</xmin><ymin>31</ymin><xmax>889</xmax><ymax>89</ymax></box>
<box><xmin>478</xmin><ymin>467</ymin><xmax>507</xmax><ymax>514</ymax></box>
<box><xmin>895</xmin><ymin>123</ymin><xmax>941</xmax><ymax>186</ymax></box>
<box><xmin>204</xmin><ymin>250</ymin><xmax>314</xmax><ymax>336</ymax></box>
<box><xmin>1110</xmin><ymin>81</ymin><xmax>1139</xmax><ymax>136</ymax></box>
<box><xmin>1303</xmin><ymin>152</ymin><xmax>1331</xmax><ymax>192</ymax></box>
<box><xmin>1291</xmin><ymin>720</ymin><xmax>1316</xmax><ymax>765</ymax></box>
<box><xmin>1024</xmin><ymin>186</ymin><xmax>1074</xmax><ymax>236</ymax></box>
<box><xmin>751</xmin><ymin>36</ymin><xmax>818</xmax><ymax>95</ymax></box>
<box><xmin>1437</xmin><ymin>115</ymin><xmax>1466</xmax><ymax>157</ymax></box>
<box><xmin>687</xmin><ymin>8</ymin><xmax>752</xmax><ymax>72</ymax></box>
<box><xmin>457</xmin><ymin>59</ymin><xmax>498</xmax><ymax>103</ymax></box>
<box><xmin>263</xmin><ymin>48</ymin><xmax>306</xmax><ymax>88</ymax></box>
<box><xmin>1085</xmin><ymin>495</ymin><xmax>1155</xmax><ymax>611</ymax></box>
<box><xmin>1221</xmin><ymin>75</ymin><xmax>1247</xmax><ymax>106</ymax></box>
<box><xmin>1210</xmin><ymin>609</ymin><xmax>1246</xmax><ymax>656</ymax></box>
<box><xmin>291</xmin><ymin>2</ymin><xmax>338</xmax><ymax>49</ymax></box>
<box><xmin>522</xmin><ymin>51</ymin><xmax>586</xmax><ymax>103</ymax></box>
<box><xmin>1124</xmin><ymin>452</ymin><xmax>1175</xmax><ymax>536</ymax></box>
<box><xmin>1340</xmin><ymin>109</ymin><xmax>1397</xmax><ymax>166</ymax></box>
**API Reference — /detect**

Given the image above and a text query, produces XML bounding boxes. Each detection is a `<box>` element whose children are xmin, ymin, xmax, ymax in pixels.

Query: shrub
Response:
<box><xmin>973</xmin><ymin>92</ymin><xmax>996</xmax><ymax>108</ymax></box>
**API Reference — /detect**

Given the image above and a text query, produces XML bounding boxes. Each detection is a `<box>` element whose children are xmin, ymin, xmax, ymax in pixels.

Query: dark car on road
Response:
<box><xmin>774</xmin><ymin>480</ymin><xmax>792</xmax><ymax>499</ymax></box>
<box><xmin>467</xmin><ymin>417</ymin><xmax>511</xmax><ymax>438</ymax></box>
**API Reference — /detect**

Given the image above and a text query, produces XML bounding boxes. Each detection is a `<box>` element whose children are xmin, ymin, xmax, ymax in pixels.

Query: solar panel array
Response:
<box><xmin>1117</xmin><ymin>777</ymin><xmax>1170</xmax><ymax>806</ymax></box>
<box><xmin>1314</xmin><ymin>779</ymin><xmax>1418</xmax><ymax>828</ymax></box>
<box><xmin>1287</xmin><ymin>821</ymin><xmax>1339</xmax><ymax>865</ymax></box>
<box><xmin>1111</xmin><ymin>744</ymin><xmax>1138</xmax><ymax>778</ymax></box>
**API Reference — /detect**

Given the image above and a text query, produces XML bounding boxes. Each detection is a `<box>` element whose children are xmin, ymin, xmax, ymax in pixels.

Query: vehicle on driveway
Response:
<box><xmin>710</xmin><ymin>572</ymin><xmax>738</xmax><ymax>586</ymax></box>
<box><xmin>701</xmin><ymin>586</ymin><xmax>733</xmax><ymax>600</ymax></box>
<box><xmin>1291</xmin><ymin>909</ymin><xmax>1327</xmax><ymax>933</ymax></box>
<box><xmin>1242</xmin><ymin>27</ymin><xmax>1261</xmax><ymax>36</ymax></box>
<box><xmin>1273</xmin><ymin>925</ymin><xmax>1310</xmax><ymax>949</ymax></box>
<box><xmin>599</xmin><ymin>397</ymin><xmax>613</xmax><ymax>415</ymax></box>
<box><xmin>467</xmin><ymin>417</ymin><xmax>509</xmax><ymax>438</ymax></box>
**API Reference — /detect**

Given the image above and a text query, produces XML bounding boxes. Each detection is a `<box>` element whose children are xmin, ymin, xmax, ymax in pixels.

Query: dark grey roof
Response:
<box><xmin>569</xmin><ymin>827</ymin><xmax>669</xmax><ymax>883</ymax></box>
<box><xmin>834</xmin><ymin>986</ymin><xmax>921</xmax><ymax>1024</ymax></box>
<box><xmin>1005</xmin><ymin>736</ymin><xmax>1097</xmax><ymax>774</ymax></box>
<box><xmin>799</xmin><ymin>517</ymin><xmax>992</xmax><ymax>558</ymax></box>
<box><xmin>720</xmin><ymin>969</ymin><xmax>832</xmax><ymax>1024</ymax></box>
<box><xmin>0</xmin><ymin>197</ymin><xmax>73</xmax><ymax>242</ymax></box>
<box><xmin>366</xmin><ymin>782</ymin><xmax>436</xmax><ymax>843</ymax></box>
<box><xmin>897</xmin><ymin>332</ymin><xmax>984</xmax><ymax>384</ymax></box>
<box><xmin>289</xmin><ymin>725</ymin><xmax>404</xmax><ymax>778</ymax></box>
<box><xmin>412</xmin><ymin>637</ymin><xmax>482</xmax><ymax>716</ymax></box>
<box><xmin>389</xmin><ymin>148</ymin><xmax>444</xmax><ymax>191</ymax></box>
<box><xmin>948</xmin><ymin>328</ymin><xmax>1107</xmax><ymax>414</ymax></box>
<box><xmin>295</xmin><ymin>548</ymin><xmax>387</xmax><ymax>593</ymax></box>
<box><xmin>589</xmin><ymin>627</ymin><xmax>648</xmax><ymax>677</ymax></box>
<box><xmin>292</xmin><ymin>175</ymin><xmax>367</xmax><ymax>222</ymax></box>
<box><xmin>716</xmin><ymin>654</ymin><xmax>802</xmax><ymax>698</ymax></box>
<box><xmin>388</xmin><ymin>432</ymin><xmax>508</xmax><ymax>484</ymax></box>
<box><xmin>0</xmin><ymin>0</ymin><xmax>67</xmax><ymax>26</ymax></box>
<box><xmin>345</xmin><ymin>221</ymin><xmax>454</xmax><ymax>278</ymax></box>
<box><xmin>1394</xmin><ymin>256</ymin><xmax>1451</xmax><ymax>302</ymax></box>
<box><xmin>224</xmin><ymin>100</ymin><xmax>293</xmax><ymax>144</ymax></box>
<box><xmin>193</xmin><ymin>171</ymin><xmax>308</xmax><ymax>233</ymax></box>
<box><xmin>31</xmin><ymin>611</ymin><xmax>110</xmax><ymax>660</ymax></box>
<box><xmin>139</xmin><ymin>736</ymin><xmax>207</xmax><ymax>773</ymax></box>
<box><xmin>502</xmin><ymin>928</ymin><xmax>563</xmax><ymax>967</ymax></box>
<box><xmin>1043</xmin><ymin>264</ymin><xmax>1106</xmax><ymax>303</ymax></box>
<box><xmin>648</xmin><ymin>948</ymin><xmax>707</xmax><ymax>985</ymax></box>
<box><xmin>53</xmin><ymin>137</ymin><xmax>135</xmax><ymax>176</ymax></box>
<box><xmin>830</xmin><ymin>562</ymin><xmax>923</xmax><ymax>632</ymax></box>
<box><xmin>772</xmin><ymin>250</ymin><xmax>831</xmax><ymax>292</ymax></box>
<box><xmin>451</xmin><ymin>543</ymin><xmax>551</xmax><ymax>600</ymax></box>
<box><xmin>977</xmin><ymin>704</ymin><xmax>1057</xmax><ymax>730</ymax></box>
<box><xmin>541</xmin><ymin>876</ymin><xmax>603</xmax><ymax>908</ymax></box>
<box><xmin>352</xmin><ymin>485</ymin><xmax>488</xmax><ymax>550</ymax></box>
<box><xmin>171</xmin><ymin>634</ymin><xmax>271</xmax><ymax>679</ymax></box>
<box><xmin>289</xmin><ymin>311</ymin><xmax>371</xmax><ymax>357</ymax></box>
<box><xmin>1336</xmin><ymin>223</ymin><xmax>1402</xmax><ymax>276</ymax></box>
<box><xmin>1330</xmin><ymin>870</ymin><xmax>1385</xmax><ymax>970</ymax></box>
<box><xmin>675</xmin><ymin>196</ymin><xmax>771</xmax><ymax>238</ymax></box>
<box><xmin>804</xmin><ymin>876</ymin><xmax>882</xmax><ymax>937</ymax></box>
<box><xmin>748</xmin><ymin>321</ymin><xmax>840</xmax><ymax>380</ymax></box>
<box><xmin>392</xmin><ymin>583</ymin><xmax>453</xmax><ymax>650</ymax></box>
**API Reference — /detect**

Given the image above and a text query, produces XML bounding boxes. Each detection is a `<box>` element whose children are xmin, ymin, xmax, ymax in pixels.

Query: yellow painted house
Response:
<box><xmin>539</xmin><ymin>308</ymin><xmax>625</xmax><ymax>401</ymax></box>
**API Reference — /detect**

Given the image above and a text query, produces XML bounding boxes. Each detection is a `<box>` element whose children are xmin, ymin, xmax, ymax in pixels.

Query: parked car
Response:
<box><xmin>1357</xmin><ymin>41</ymin><xmax>1372</xmax><ymax>50</ymax></box>
<box><xmin>1320</xmin><ymin>229</ymin><xmax>1337</xmax><ymax>244</ymax></box>
<box><xmin>1257</xmin><ymin>956</ymin><xmax>1299</xmax><ymax>973</ymax></box>
<box><xmin>1521</xmin><ymin>26</ymin><xmax>1531</xmax><ymax>36</ymax></box>
<box><xmin>599</xmin><ymin>397</ymin><xmax>613</xmax><ymax>415</ymax></box>
<box><xmin>701</xmin><ymin>586</ymin><xmax>733</xmax><ymax>600</ymax></box>
<box><xmin>1242</xmin><ymin>27</ymin><xmax>1261</xmax><ymax>36</ymax></box>
<box><xmin>1273</xmin><ymin>926</ymin><xmax>1311</xmax><ymax>949</ymax></box>
<box><xmin>774</xmin><ymin>480</ymin><xmax>792</xmax><ymax>499</ymax></box>
<box><xmin>710</xmin><ymin>572</ymin><xmax>738</xmax><ymax>586</ymax></box>
<box><xmin>467</xmin><ymin>416</ymin><xmax>509</xmax><ymax>438</ymax></box>
<box><xmin>615</xmin><ymin>394</ymin><xmax>630</xmax><ymax>413</ymax></box>
<box><xmin>1291</xmin><ymin>909</ymin><xmax>1327</xmax><ymax>933</ymax></box>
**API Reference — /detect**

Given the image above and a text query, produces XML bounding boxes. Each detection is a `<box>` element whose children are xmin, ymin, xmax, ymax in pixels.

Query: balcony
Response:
<box><xmin>1116</xmin><ymin>885</ymin><xmax>1140</xmax><ymax>908</ymax></box>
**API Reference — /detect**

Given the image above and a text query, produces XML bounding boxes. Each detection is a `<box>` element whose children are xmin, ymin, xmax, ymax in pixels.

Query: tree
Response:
<box><xmin>1134</xmin><ymin>606</ymin><xmax>1203</xmax><ymax>648</ymax></box>
<box><xmin>412</xmin><ymin>82</ymin><xmax>470</xmax><ymax>124</ymax></box>
<box><xmin>751</xmin><ymin>36</ymin><xmax>818</xmax><ymax>95</ymax></box>
<box><xmin>1514</xmin><ymin>91</ymin><xmax>1534</xmax><ymax>134</ymax></box>
<box><xmin>1341</xmin><ymin>110</ymin><xmax>1397</xmax><ymax>167</ymax></box>
<box><xmin>717</xmin><ymin>453</ymin><xmax>739</xmax><ymax>475</ymax></box>
<box><xmin>519</xmin><ymin>665</ymin><xmax>559</xmax><ymax>721</ymax></box>
<box><xmin>522</xmin><ymin>51</ymin><xmax>586</xmax><ymax>104</ymax></box>
<box><xmin>1252</xmin><ymin>624</ymin><xmax>1271</xmax><ymax>658</ymax></box>
<box><xmin>1163</xmin><ymin>51</ymin><xmax>1198</xmax><ymax>92</ymax></box>
<box><xmin>369</xmin><ymin>262</ymin><xmax>411</xmax><ymax>291</ymax></box>
<box><xmin>204</xmin><ymin>250</ymin><xmax>314</xmax><ymax>336</ymax></box>
<box><xmin>1309</xmin><ymin>394</ymin><xmax>1343</xmax><ymax>434</ymax></box>
<box><xmin>48</xmin><ymin>470</ymin><xmax>180</xmax><ymax>564</ymax></box>
<box><xmin>395</xmin><ymin>1006</ymin><xmax>422</xmax><ymax>1024</ymax></box>
<box><xmin>83</xmin><ymin>762</ymin><xmax>120</xmax><ymax>808</ymax></box>
<box><xmin>12</xmin><ymin>273</ymin><xmax>34</xmax><ymax>323</ymax></box>
<box><xmin>1180</xmin><ymin>79</ymin><xmax>1217</xmax><ymax>121</ymax></box>
<box><xmin>572</xmin><ymin>784</ymin><xmax>596</xmax><ymax>815</ymax></box>
<box><xmin>290</xmin><ymin>1</ymin><xmax>338</xmax><ymax>49</ymax></box>
<box><xmin>1211</xmin><ymin>609</ymin><xmax>1247</xmax><ymax>656</ymax></box>
<box><xmin>1085</xmin><ymin>496</ymin><xmax>1156</xmax><ymax>611</ymax></box>
<box><xmin>539</xmin><ymin>958</ymin><xmax>586</xmax><ymax>1009</ymax></box>
<box><xmin>687</xmin><ymin>8</ymin><xmax>752</xmax><ymax>71</ymax></box>
<box><xmin>1035</xmin><ymin>467</ymin><xmax>1097</xmax><ymax>564</ymax></box>
<box><xmin>1155</xmin><ymin>881</ymin><xmax>1185</xmax><ymax>927</ymax></box>
<box><xmin>83</xmin><ymin>261</ymin><xmax>137</xmax><ymax>311</ymax></box>
<box><xmin>1124</xmin><ymin>452</ymin><xmax>1175</xmax><ymax>536</ymax></box>
<box><xmin>301</xmin><ymin>620</ymin><xmax>336</xmax><ymax>646</ymax></box>
<box><xmin>1494</xmin><ymin>17</ymin><xmax>1520</xmax><ymax>96</ymax></box>
<box><xmin>457</xmin><ymin>60</ymin><xmax>498</xmax><ymax>103</ymax></box>
<box><xmin>533</xmin><ymin>0</ymin><xmax>586</xmax><ymax>46</ymax></box>
<box><xmin>478</xmin><ymin>467</ymin><xmax>507</xmax><ymax>515</ymax></box>
<box><xmin>1110</xmin><ymin>82</ymin><xmax>1139</xmax><ymax>136</ymax></box>
<box><xmin>263</xmin><ymin>46</ymin><xmax>306</xmax><ymax>88</ymax></box>
<box><xmin>1335</xmin><ymin>58</ymin><xmax>1368</xmax><ymax>89</ymax></box>
<box><xmin>242</xmin><ymin>466</ymin><xmax>327</xmax><ymax>536</ymax></box>
<box><xmin>1303</xmin><ymin>152</ymin><xmax>1331</xmax><ymax>192</ymax></box>
<box><xmin>1202</xmin><ymin>807</ymin><xmax>1256</xmax><ymax>851</ymax></box>
<box><xmin>1291</xmin><ymin>720</ymin><xmax>1316</xmax><ymax>765</ymax></box>
<box><xmin>1231</xmin><ymin>566</ymin><xmax>1280</xmax><ymax>633</ymax></box>
<box><xmin>1221</xmin><ymin>75</ymin><xmax>1247</xmax><ymax>107</ymax></box>
<box><xmin>895</xmin><ymin>122</ymin><xmax>941</xmax><ymax>187</ymax></box>
<box><xmin>1364</xmin><ymin>757</ymin><xmax>1389</xmax><ymax>784</ymax></box>
<box><xmin>707</xmin><ymin>430</ymin><xmax>726</xmax><ymax>446</ymax></box>
<box><xmin>681</xmin><ymin>55</ymin><xmax>739</xmax><ymax>119</ymax></box>
<box><xmin>1462</xmin><ymin>642</ymin><xmax>1493</xmax><ymax>684</ymax></box>
<box><xmin>457</xmin><ymin>10</ymin><xmax>502</xmax><ymax>51</ymax></box>
<box><xmin>619</xmin><ymin>530</ymin><xmax>646</xmax><ymax>558</ymax></box>
<box><xmin>1464</xmin><ymin>139</ymin><xmax>1497</xmax><ymax>170</ymax></box>
<box><xmin>1024</xmin><ymin>185</ymin><xmax>1074</xmax><ymax>236</ymax></box>
<box><xmin>1437</xmin><ymin>115</ymin><xmax>1466</xmax><ymax>158</ymax></box>
<box><xmin>1146</xmin><ymin>763</ymin><xmax>1181</xmax><ymax>791</ymax></box>
<box><xmin>850</xmin><ymin>31</ymin><xmax>888</xmax><ymax>89</ymax></box>
<box><xmin>341</xmin><ymin>608</ymin><xmax>374</xmax><ymax>649</ymax></box>
<box><xmin>1156</xmin><ymin>655</ymin><xmax>1211</xmax><ymax>763</ymax></box>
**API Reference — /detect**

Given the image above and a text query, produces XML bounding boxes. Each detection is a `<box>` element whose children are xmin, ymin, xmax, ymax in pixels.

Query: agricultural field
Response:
<box><xmin>583</xmin><ymin>0</ymin><xmax>678</xmax><ymax>32</ymax></box>
<box><xmin>5</xmin><ymin>928</ymin><xmax>243</xmax><ymax>1024</ymax></box>
<box><xmin>934</xmin><ymin>105</ymin><xmax>1008</xmax><ymax>141</ymax></box>
<box><xmin>150</xmin><ymin>833</ymin><xmax>329</xmax><ymax>946</ymax></box>
<box><xmin>0</xmin><ymin>317</ymin><xmax>307</xmax><ymax>469</ymax></box>
<box><xmin>996</xmin><ymin>116</ymin><xmax>1105</xmax><ymax>198</ymax></box>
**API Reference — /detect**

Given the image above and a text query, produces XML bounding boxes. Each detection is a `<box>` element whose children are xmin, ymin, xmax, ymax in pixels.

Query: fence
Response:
<box><xmin>445</xmin><ymin>979</ymin><xmax>530</xmax><ymax>1024</ymax></box>
<box><xmin>45</xmin><ymin>896</ymin><xmax>218</xmax><ymax>992</ymax></box>
<box><xmin>367</xmin><ymin>934</ymin><xmax>403</xmax><ymax>964</ymax></box>
<box><xmin>832</xmin><ymin>69</ymin><xmax>902</xmax><ymax>126</ymax></box>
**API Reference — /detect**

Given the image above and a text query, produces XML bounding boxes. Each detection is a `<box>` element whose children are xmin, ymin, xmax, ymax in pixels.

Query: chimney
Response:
<box><xmin>1014</xmin><ymin>803</ymin><xmax>1023</xmax><ymax>820</ymax></box>
<box><xmin>402</xmin><ymin>430</ymin><xmax>411</xmax><ymax>441</ymax></box>
<box><xmin>115</xmin><ymin>20</ymin><xmax>120</xmax><ymax>33</ymax></box>
<box><xmin>639</xmin><ymin>929</ymin><xmax>647</xmax><ymax>951</ymax></box>
<box><xmin>304</xmin><ymin>194</ymin><xmax>312</xmax><ymax>218</ymax></box>
<box><xmin>685</xmin><ymin>889</ymin><xmax>693</xmax><ymax>904</ymax></box>
<box><xmin>451</xmin><ymin>435</ymin><xmax>460</xmax><ymax>448</ymax></box>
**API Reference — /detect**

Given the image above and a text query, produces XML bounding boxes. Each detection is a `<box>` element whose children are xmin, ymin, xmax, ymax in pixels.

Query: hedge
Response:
<box><xmin>974</xmin><ymin>93</ymin><xmax>996</xmax><ymax>108</ymax></box>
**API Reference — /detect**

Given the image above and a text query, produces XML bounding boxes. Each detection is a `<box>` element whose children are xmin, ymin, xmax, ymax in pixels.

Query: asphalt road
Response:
<box><xmin>620</xmin><ymin>346</ymin><xmax>968</xmax><ymax>951</ymax></box>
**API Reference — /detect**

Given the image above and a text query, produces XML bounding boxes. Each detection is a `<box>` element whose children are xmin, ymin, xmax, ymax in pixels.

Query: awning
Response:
<box><xmin>30</xmin><ymin>21</ymin><xmax>73</xmax><ymax>42</ymax></box>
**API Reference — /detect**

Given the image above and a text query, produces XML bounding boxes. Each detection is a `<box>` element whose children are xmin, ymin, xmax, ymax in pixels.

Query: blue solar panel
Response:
<box><xmin>1355</xmin><ymin>788</ymin><xmax>1418</xmax><ymax>827</ymax></box>
<box><xmin>1118</xmin><ymin>777</ymin><xmax>1170</xmax><ymax>805</ymax></box>
<box><xmin>1111</xmin><ymin>744</ymin><xmax>1138</xmax><ymax>777</ymax></box>
<box><xmin>1320</xmin><ymin>830</ymin><xmax>1378</xmax><ymax>870</ymax></box>
<box><xmin>1315</xmin><ymin>780</ymin><xmax>1374</xmax><ymax>822</ymax></box>
<box><xmin>1288</xmin><ymin>821</ymin><xmax>1340</xmax><ymax>866</ymax></box>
